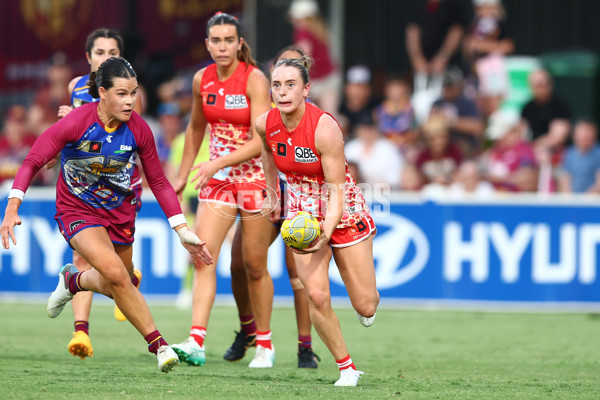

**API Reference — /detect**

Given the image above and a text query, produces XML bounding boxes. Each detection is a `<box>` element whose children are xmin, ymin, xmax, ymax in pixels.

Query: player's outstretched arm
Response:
<box><xmin>174</xmin><ymin>224</ymin><xmax>213</xmax><ymax>265</ymax></box>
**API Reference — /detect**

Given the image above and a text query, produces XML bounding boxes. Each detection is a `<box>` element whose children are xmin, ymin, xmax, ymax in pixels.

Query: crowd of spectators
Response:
<box><xmin>1</xmin><ymin>0</ymin><xmax>599</xmax><ymax>201</ymax></box>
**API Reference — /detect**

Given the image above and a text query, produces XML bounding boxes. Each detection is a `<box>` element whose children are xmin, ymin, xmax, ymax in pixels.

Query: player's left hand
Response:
<box><xmin>176</xmin><ymin>226</ymin><xmax>213</xmax><ymax>265</ymax></box>
<box><xmin>292</xmin><ymin>233</ymin><xmax>329</xmax><ymax>254</ymax></box>
<box><xmin>191</xmin><ymin>160</ymin><xmax>218</xmax><ymax>190</ymax></box>
<box><xmin>1</xmin><ymin>210</ymin><xmax>21</xmax><ymax>249</ymax></box>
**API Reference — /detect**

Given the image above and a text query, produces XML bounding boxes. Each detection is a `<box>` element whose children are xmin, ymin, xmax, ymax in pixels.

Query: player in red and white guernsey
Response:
<box><xmin>1</xmin><ymin>57</ymin><xmax>213</xmax><ymax>373</ymax></box>
<box><xmin>171</xmin><ymin>12</ymin><xmax>275</xmax><ymax>368</ymax></box>
<box><xmin>257</xmin><ymin>56</ymin><xmax>380</xmax><ymax>386</ymax></box>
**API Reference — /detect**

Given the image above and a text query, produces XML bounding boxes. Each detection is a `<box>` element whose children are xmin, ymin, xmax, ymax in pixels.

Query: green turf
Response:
<box><xmin>1</xmin><ymin>301</ymin><xmax>599</xmax><ymax>399</ymax></box>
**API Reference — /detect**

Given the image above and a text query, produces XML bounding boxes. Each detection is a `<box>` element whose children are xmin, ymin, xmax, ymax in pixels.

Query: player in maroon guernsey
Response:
<box><xmin>257</xmin><ymin>56</ymin><xmax>380</xmax><ymax>386</ymax></box>
<box><xmin>1</xmin><ymin>57</ymin><xmax>213</xmax><ymax>373</ymax></box>
<box><xmin>171</xmin><ymin>12</ymin><xmax>275</xmax><ymax>368</ymax></box>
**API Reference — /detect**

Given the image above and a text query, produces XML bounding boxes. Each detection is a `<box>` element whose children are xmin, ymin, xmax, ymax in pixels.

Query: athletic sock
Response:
<box><xmin>131</xmin><ymin>272</ymin><xmax>140</xmax><ymax>287</ymax></box>
<box><xmin>256</xmin><ymin>330</ymin><xmax>272</xmax><ymax>349</ymax></box>
<box><xmin>336</xmin><ymin>354</ymin><xmax>356</xmax><ymax>371</ymax></box>
<box><xmin>67</xmin><ymin>271</ymin><xmax>86</xmax><ymax>294</ymax></box>
<box><xmin>240</xmin><ymin>314</ymin><xmax>257</xmax><ymax>337</ymax></box>
<box><xmin>74</xmin><ymin>320</ymin><xmax>89</xmax><ymax>335</ymax></box>
<box><xmin>190</xmin><ymin>326</ymin><xmax>206</xmax><ymax>347</ymax></box>
<box><xmin>298</xmin><ymin>335</ymin><xmax>312</xmax><ymax>350</ymax></box>
<box><xmin>145</xmin><ymin>330</ymin><xmax>168</xmax><ymax>355</ymax></box>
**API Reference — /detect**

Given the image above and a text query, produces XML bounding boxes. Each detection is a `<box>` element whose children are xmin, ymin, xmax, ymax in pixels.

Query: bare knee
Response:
<box><xmin>243</xmin><ymin>257</ymin><xmax>267</xmax><ymax>281</ymax></box>
<box><xmin>306</xmin><ymin>288</ymin><xmax>331</xmax><ymax>310</ymax></box>
<box><xmin>354</xmin><ymin>291</ymin><xmax>379</xmax><ymax>317</ymax></box>
<box><xmin>102</xmin><ymin>265</ymin><xmax>131</xmax><ymax>289</ymax></box>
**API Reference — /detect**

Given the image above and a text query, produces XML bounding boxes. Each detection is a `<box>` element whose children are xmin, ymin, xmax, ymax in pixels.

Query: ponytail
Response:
<box><xmin>238</xmin><ymin>41</ymin><xmax>257</xmax><ymax>68</ymax></box>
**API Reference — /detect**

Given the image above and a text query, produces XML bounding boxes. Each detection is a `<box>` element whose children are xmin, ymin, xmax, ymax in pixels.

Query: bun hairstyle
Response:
<box><xmin>85</xmin><ymin>28</ymin><xmax>124</xmax><ymax>56</ymax></box>
<box><xmin>273</xmin><ymin>45</ymin><xmax>305</xmax><ymax>64</ymax></box>
<box><xmin>206</xmin><ymin>11</ymin><xmax>257</xmax><ymax>68</ymax></box>
<box><xmin>88</xmin><ymin>57</ymin><xmax>136</xmax><ymax>99</ymax></box>
<box><xmin>273</xmin><ymin>55</ymin><xmax>313</xmax><ymax>85</ymax></box>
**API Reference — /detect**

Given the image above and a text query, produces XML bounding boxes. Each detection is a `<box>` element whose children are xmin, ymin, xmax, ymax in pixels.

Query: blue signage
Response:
<box><xmin>2</xmin><ymin>190</ymin><xmax>600</xmax><ymax>304</ymax></box>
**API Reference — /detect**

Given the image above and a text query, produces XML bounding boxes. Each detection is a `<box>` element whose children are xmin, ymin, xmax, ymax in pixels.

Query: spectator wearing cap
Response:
<box><xmin>557</xmin><ymin>120</ymin><xmax>600</xmax><ymax>194</ymax></box>
<box><xmin>430</xmin><ymin>66</ymin><xmax>484</xmax><ymax>158</ymax></box>
<box><xmin>0</xmin><ymin>105</ymin><xmax>38</xmax><ymax>185</ymax></box>
<box><xmin>482</xmin><ymin>111</ymin><xmax>538</xmax><ymax>192</ymax></box>
<box><xmin>155</xmin><ymin>102</ymin><xmax>183</xmax><ymax>168</ymax></box>
<box><xmin>288</xmin><ymin>0</ymin><xmax>341</xmax><ymax>116</ymax></box>
<box><xmin>345</xmin><ymin>113</ymin><xmax>403</xmax><ymax>190</ymax></box>
<box><xmin>338</xmin><ymin>65</ymin><xmax>381</xmax><ymax>140</ymax></box>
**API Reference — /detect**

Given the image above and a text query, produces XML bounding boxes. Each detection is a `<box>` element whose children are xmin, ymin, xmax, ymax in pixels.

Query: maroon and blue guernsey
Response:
<box><xmin>12</xmin><ymin>102</ymin><xmax>182</xmax><ymax>225</ymax></box>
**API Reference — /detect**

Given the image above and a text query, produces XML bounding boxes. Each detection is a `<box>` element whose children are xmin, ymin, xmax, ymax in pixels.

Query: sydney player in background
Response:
<box><xmin>55</xmin><ymin>28</ymin><xmax>144</xmax><ymax>361</ymax></box>
<box><xmin>1</xmin><ymin>57</ymin><xmax>213</xmax><ymax>373</ymax></box>
<box><xmin>171</xmin><ymin>12</ymin><xmax>275</xmax><ymax>368</ymax></box>
<box><xmin>257</xmin><ymin>56</ymin><xmax>379</xmax><ymax>386</ymax></box>
<box><xmin>224</xmin><ymin>45</ymin><xmax>320</xmax><ymax>368</ymax></box>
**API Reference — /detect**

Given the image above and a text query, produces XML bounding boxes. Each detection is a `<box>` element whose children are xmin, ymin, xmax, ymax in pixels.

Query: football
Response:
<box><xmin>280</xmin><ymin>212</ymin><xmax>321</xmax><ymax>250</ymax></box>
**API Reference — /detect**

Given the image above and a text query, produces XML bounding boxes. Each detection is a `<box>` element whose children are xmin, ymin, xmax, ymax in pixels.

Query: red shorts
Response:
<box><xmin>198</xmin><ymin>178</ymin><xmax>266</xmax><ymax>212</ymax></box>
<box><xmin>55</xmin><ymin>211</ymin><xmax>136</xmax><ymax>247</ymax></box>
<box><xmin>330</xmin><ymin>214</ymin><xmax>376</xmax><ymax>248</ymax></box>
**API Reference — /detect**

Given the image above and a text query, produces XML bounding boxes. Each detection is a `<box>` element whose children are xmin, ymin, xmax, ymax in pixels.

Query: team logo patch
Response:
<box><xmin>69</xmin><ymin>220</ymin><xmax>86</xmax><ymax>232</ymax></box>
<box><xmin>294</xmin><ymin>146</ymin><xmax>318</xmax><ymax>163</ymax></box>
<box><xmin>277</xmin><ymin>143</ymin><xmax>287</xmax><ymax>156</ymax></box>
<box><xmin>122</xmin><ymin>228</ymin><xmax>135</xmax><ymax>238</ymax></box>
<box><xmin>207</xmin><ymin>93</ymin><xmax>217</xmax><ymax>105</ymax></box>
<box><xmin>77</xmin><ymin>141</ymin><xmax>103</xmax><ymax>153</ymax></box>
<box><xmin>225</xmin><ymin>94</ymin><xmax>248</xmax><ymax>109</ymax></box>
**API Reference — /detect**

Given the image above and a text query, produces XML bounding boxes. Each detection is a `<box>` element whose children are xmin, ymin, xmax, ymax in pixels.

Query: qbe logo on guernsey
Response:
<box><xmin>295</xmin><ymin>146</ymin><xmax>318</xmax><ymax>163</ymax></box>
<box><xmin>225</xmin><ymin>94</ymin><xmax>248</xmax><ymax>109</ymax></box>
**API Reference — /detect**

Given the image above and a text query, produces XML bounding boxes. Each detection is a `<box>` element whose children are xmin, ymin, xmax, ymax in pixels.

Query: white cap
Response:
<box><xmin>486</xmin><ymin>109</ymin><xmax>520</xmax><ymax>140</ymax></box>
<box><xmin>346</xmin><ymin>65</ymin><xmax>371</xmax><ymax>84</ymax></box>
<box><xmin>289</xmin><ymin>0</ymin><xmax>320</xmax><ymax>19</ymax></box>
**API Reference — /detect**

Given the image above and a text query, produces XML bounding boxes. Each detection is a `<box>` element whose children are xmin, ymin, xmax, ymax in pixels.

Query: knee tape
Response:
<box><xmin>289</xmin><ymin>277</ymin><xmax>304</xmax><ymax>290</ymax></box>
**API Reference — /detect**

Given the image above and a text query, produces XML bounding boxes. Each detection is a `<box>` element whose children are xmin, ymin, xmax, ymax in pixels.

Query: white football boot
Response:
<box><xmin>334</xmin><ymin>368</ymin><xmax>364</xmax><ymax>386</ymax></box>
<box><xmin>157</xmin><ymin>345</ymin><xmax>179</xmax><ymax>373</ymax></box>
<box><xmin>248</xmin><ymin>345</ymin><xmax>275</xmax><ymax>368</ymax></box>
<box><xmin>47</xmin><ymin>264</ymin><xmax>78</xmax><ymax>318</ymax></box>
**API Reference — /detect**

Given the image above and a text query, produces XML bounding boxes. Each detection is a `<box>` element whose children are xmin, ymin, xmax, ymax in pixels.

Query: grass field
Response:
<box><xmin>1</xmin><ymin>300</ymin><xmax>599</xmax><ymax>399</ymax></box>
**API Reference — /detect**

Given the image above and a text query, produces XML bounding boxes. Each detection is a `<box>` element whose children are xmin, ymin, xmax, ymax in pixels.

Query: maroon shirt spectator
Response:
<box><xmin>416</xmin><ymin>114</ymin><xmax>463</xmax><ymax>184</ymax></box>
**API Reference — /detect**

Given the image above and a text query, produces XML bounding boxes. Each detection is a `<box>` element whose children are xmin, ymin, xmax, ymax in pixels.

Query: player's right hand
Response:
<box><xmin>261</xmin><ymin>187</ymin><xmax>281</xmax><ymax>223</ymax></box>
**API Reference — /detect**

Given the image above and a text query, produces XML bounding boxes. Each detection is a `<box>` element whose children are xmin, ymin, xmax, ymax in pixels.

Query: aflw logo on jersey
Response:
<box><xmin>225</xmin><ymin>94</ymin><xmax>248</xmax><ymax>109</ymax></box>
<box><xmin>295</xmin><ymin>146</ymin><xmax>318</xmax><ymax>163</ymax></box>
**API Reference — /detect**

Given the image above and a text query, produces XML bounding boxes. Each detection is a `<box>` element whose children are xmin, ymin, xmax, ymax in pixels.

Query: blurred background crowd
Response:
<box><xmin>1</xmin><ymin>0</ymin><xmax>600</xmax><ymax>200</ymax></box>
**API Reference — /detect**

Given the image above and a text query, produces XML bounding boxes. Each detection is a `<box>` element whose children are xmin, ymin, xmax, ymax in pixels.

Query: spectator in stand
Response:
<box><xmin>288</xmin><ymin>0</ymin><xmax>341</xmax><ymax>116</ymax></box>
<box><xmin>463</xmin><ymin>0</ymin><xmax>514</xmax><ymax>118</ymax></box>
<box><xmin>484</xmin><ymin>111</ymin><xmax>537</xmax><ymax>192</ymax></box>
<box><xmin>400</xmin><ymin>164</ymin><xmax>425</xmax><ymax>191</ymax></box>
<box><xmin>373</xmin><ymin>74</ymin><xmax>418</xmax><ymax>161</ymax></box>
<box><xmin>448</xmin><ymin>159</ymin><xmax>495</xmax><ymax>198</ymax></box>
<box><xmin>155</xmin><ymin>102</ymin><xmax>183</xmax><ymax>168</ymax></box>
<box><xmin>345</xmin><ymin>114</ymin><xmax>403</xmax><ymax>190</ymax></box>
<box><xmin>415</xmin><ymin>114</ymin><xmax>463</xmax><ymax>185</ymax></box>
<box><xmin>431</xmin><ymin>66</ymin><xmax>484</xmax><ymax>158</ymax></box>
<box><xmin>28</xmin><ymin>53</ymin><xmax>73</xmax><ymax>136</ymax></box>
<box><xmin>0</xmin><ymin>105</ymin><xmax>38</xmax><ymax>185</ymax></box>
<box><xmin>338</xmin><ymin>65</ymin><xmax>380</xmax><ymax>140</ymax></box>
<box><xmin>406</xmin><ymin>0</ymin><xmax>469</xmax><ymax>78</ymax></box>
<box><xmin>521</xmin><ymin>69</ymin><xmax>572</xmax><ymax>165</ymax></box>
<box><xmin>557</xmin><ymin>120</ymin><xmax>600</xmax><ymax>194</ymax></box>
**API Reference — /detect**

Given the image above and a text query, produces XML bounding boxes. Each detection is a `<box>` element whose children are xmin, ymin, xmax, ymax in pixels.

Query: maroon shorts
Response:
<box><xmin>55</xmin><ymin>211</ymin><xmax>136</xmax><ymax>247</ymax></box>
<box><xmin>198</xmin><ymin>178</ymin><xmax>267</xmax><ymax>212</ymax></box>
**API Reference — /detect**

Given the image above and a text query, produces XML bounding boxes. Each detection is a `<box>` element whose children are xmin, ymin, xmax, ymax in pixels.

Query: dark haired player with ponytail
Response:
<box><xmin>56</xmin><ymin>28</ymin><xmax>143</xmax><ymax>361</ymax></box>
<box><xmin>171</xmin><ymin>11</ymin><xmax>274</xmax><ymax>368</ymax></box>
<box><xmin>1</xmin><ymin>57</ymin><xmax>213</xmax><ymax>373</ymax></box>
